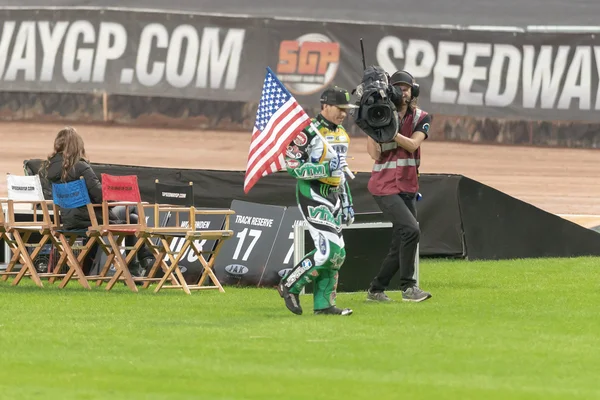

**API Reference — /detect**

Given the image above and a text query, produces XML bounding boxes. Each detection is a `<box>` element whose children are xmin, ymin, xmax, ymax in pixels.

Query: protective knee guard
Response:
<box><xmin>283</xmin><ymin>244</ymin><xmax>346</xmax><ymax>296</ymax></box>
<box><xmin>283</xmin><ymin>250</ymin><xmax>322</xmax><ymax>294</ymax></box>
<box><xmin>328</xmin><ymin>246</ymin><xmax>346</xmax><ymax>271</ymax></box>
<box><xmin>313</xmin><ymin>231</ymin><xmax>346</xmax><ymax>269</ymax></box>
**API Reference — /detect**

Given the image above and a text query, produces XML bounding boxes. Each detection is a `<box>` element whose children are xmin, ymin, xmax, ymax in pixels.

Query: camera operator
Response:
<box><xmin>365</xmin><ymin>70</ymin><xmax>433</xmax><ymax>303</ymax></box>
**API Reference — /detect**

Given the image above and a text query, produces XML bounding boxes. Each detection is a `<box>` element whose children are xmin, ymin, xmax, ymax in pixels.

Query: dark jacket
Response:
<box><xmin>45</xmin><ymin>153</ymin><xmax>118</xmax><ymax>229</ymax></box>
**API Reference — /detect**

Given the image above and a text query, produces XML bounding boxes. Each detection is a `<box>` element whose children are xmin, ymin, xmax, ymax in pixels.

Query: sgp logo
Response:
<box><xmin>276</xmin><ymin>33</ymin><xmax>340</xmax><ymax>96</ymax></box>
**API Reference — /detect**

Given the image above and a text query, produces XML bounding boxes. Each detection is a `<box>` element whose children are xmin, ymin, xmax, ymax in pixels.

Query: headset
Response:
<box><xmin>390</xmin><ymin>70</ymin><xmax>420</xmax><ymax>99</ymax></box>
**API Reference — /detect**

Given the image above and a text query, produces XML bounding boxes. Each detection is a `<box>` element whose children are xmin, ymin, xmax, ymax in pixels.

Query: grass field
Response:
<box><xmin>1</xmin><ymin>257</ymin><xmax>599</xmax><ymax>400</ymax></box>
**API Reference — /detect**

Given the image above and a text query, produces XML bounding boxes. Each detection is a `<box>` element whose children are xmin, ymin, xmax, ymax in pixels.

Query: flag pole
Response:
<box><xmin>267</xmin><ymin>66</ymin><xmax>355</xmax><ymax>180</ymax></box>
<box><xmin>308</xmin><ymin>122</ymin><xmax>355</xmax><ymax>180</ymax></box>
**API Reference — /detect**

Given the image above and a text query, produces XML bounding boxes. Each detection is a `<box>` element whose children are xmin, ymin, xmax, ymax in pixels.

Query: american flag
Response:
<box><xmin>244</xmin><ymin>67</ymin><xmax>311</xmax><ymax>194</ymax></box>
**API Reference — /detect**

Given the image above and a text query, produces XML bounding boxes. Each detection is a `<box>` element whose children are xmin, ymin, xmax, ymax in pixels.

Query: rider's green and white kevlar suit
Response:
<box><xmin>280</xmin><ymin>114</ymin><xmax>354</xmax><ymax>311</ymax></box>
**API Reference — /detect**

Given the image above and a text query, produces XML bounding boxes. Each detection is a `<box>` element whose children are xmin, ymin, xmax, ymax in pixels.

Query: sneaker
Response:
<box><xmin>127</xmin><ymin>261</ymin><xmax>145</xmax><ymax>278</ymax></box>
<box><xmin>366</xmin><ymin>290</ymin><xmax>392</xmax><ymax>302</ymax></box>
<box><xmin>141</xmin><ymin>257</ymin><xmax>155</xmax><ymax>271</ymax></box>
<box><xmin>141</xmin><ymin>257</ymin><xmax>161</xmax><ymax>278</ymax></box>
<box><xmin>401</xmin><ymin>286</ymin><xmax>432</xmax><ymax>302</ymax></box>
<box><xmin>314</xmin><ymin>306</ymin><xmax>353</xmax><ymax>316</ymax></box>
<box><xmin>277</xmin><ymin>282</ymin><xmax>303</xmax><ymax>315</ymax></box>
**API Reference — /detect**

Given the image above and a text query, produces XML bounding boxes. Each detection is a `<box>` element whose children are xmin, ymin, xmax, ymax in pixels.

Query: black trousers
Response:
<box><xmin>112</xmin><ymin>206</ymin><xmax>154</xmax><ymax>262</ymax></box>
<box><xmin>368</xmin><ymin>193</ymin><xmax>420</xmax><ymax>292</ymax></box>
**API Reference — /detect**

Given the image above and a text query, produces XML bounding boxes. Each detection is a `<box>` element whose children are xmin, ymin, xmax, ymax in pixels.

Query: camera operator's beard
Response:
<box><xmin>395</xmin><ymin>96</ymin><xmax>409</xmax><ymax>114</ymax></box>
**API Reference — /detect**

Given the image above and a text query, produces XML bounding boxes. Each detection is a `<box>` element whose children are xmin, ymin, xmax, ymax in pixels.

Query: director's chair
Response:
<box><xmin>1</xmin><ymin>174</ymin><xmax>45</xmax><ymax>282</ymax></box>
<box><xmin>139</xmin><ymin>202</ymin><xmax>235</xmax><ymax>294</ymax></box>
<box><xmin>50</xmin><ymin>177</ymin><xmax>155</xmax><ymax>291</ymax></box>
<box><xmin>99</xmin><ymin>173</ymin><xmax>170</xmax><ymax>292</ymax></box>
<box><xmin>120</xmin><ymin>178</ymin><xmax>234</xmax><ymax>294</ymax></box>
<box><xmin>0</xmin><ymin>204</ymin><xmax>19</xmax><ymax>279</ymax></box>
<box><xmin>47</xmin><ymin>178</ymin><xmax>103</xmax><ymax>290</ymax></box>
<box><xmin>1</xmin><ymin>174</ymin><xmax>57</xmax><ymax>287</ymax></box>
<box><xmin>0</xmin><ymin>200</ymin><xmax>19</xmax><ymax>280</ymax></box>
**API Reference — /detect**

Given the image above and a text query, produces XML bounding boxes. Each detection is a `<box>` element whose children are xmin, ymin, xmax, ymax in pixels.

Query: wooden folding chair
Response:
<box><xmin>0</xmin><ymin>204</ymin><xmax>21</xmax><ymax>280</ymax></box>
<box><xmin>1</xmin><ymin>174</ymin><xmax>58</xmax><ymax>287</ymax></box>
<box><xmin>0</xmin><ymin>200</ymin><xmax>22</xmax><ymax>280</ymax></box>
<box><xmin>48</xmin><ymin>178</ymin><xmax>126</xmax><ymax>290</ymax></box>
<box><xmin>139</xmin><ymin>179</ymin><xmax>194</xmax><ymax>288</ymax></box>
<box><xmin>98</xmin><ymin>173</ymin><xmax>166</xmax><ymax>292</ymax></box>
<box><xmin>139</xmin><ymin>202</ymin><xmax>235</xmax><ymax>294</ymax></box>
<box><xmin>1</xmin><ymin>174</ymin><xmax>43</xmax><ymax>282</ymax></box>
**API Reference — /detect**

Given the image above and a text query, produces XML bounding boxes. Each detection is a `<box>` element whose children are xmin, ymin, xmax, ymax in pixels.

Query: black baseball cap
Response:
<box><xmin>320</xmin><ymin>86</ymin><xmax>359</xmax><ymax>109</ymax></box>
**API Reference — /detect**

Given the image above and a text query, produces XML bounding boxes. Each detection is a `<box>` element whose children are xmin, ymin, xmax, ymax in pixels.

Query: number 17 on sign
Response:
<box><xmin>232</xmin><ymin>228</ymin><xmax>262</xmax><ymax>262</ymax></box>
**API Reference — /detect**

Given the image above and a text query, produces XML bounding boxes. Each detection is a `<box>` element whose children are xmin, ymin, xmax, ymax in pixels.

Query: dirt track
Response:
<box><xmin>1</xmin><ymin>121</ymin><xmax>600</xmax><ymax>227</ymax></box>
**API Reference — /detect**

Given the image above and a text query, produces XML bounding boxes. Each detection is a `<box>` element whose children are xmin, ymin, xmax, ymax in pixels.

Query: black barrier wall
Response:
<box><xmin>458</xmin><ymin>177</ymin><xmax>600</xmax><ymax>260</ymax></box>
<box><xmin>24</xmin><ymin>160</ymin><xmax>467</xmax><ymax>258</ymax></box>
<box><xmin>23</xmin><ymin>160</ymin><xmax>600</xmax><ymax>263</ymax></box>
<box><xmin>6</xmin><ymin>164</ymin><xmax>600</xmax><ymax>291</ymax></box>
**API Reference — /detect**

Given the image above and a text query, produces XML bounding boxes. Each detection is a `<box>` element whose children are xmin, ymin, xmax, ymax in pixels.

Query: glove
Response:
<box><xmin>342</xmin><ymin>205</ymin><xmax>355</xmax><ymax>226</ymax></box>
<box><xmin>340</xmin><ymin>191</ymin><xmax>354</xmax><ymax>226</ymax></box>
<box><xmin>329</xmin><ymin>153</ymin><xmax>348</xmax><ymax>172</ymax></box>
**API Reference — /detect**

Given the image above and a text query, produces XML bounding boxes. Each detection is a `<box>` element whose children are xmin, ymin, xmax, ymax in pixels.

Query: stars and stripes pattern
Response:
<box><xmin>243</xmin><ymin>67</ymin><xmax>311</xmax><ymax>194</ymax></box>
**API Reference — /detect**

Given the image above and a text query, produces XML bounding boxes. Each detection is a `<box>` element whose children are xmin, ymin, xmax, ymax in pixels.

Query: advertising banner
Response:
<box><xmin>0</xmin><ymin>9</ymin><xmax>267</xmax><ymax>101</ymax></box>
<box><xmin>2</xmin><ymin>8</ymin><xmax>600</xmax><ymax>121</ymax></box>
<box><xmin>267</xmin><ymin>20</ymin><xmax>600</xmax><ymax>122</ymax></box>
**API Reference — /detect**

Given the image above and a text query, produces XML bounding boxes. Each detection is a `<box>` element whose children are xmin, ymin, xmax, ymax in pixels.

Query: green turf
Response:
<box><xmin>1</xmin><ymin>257</ymin><xmax>600</xmax><ymax>399</ymax></box>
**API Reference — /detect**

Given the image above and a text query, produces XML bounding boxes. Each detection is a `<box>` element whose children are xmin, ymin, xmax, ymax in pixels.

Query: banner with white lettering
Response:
<box><xmin>0</xmin><ymin>9</ymin><xmax>266</xmax><ymax>100</ymax></box>
<box><xmin>364</xmin><ymin>28</ymin><xmax>600</xmax><ymax>122</ymax></box>
<box><xmin>2</xmin><ymin>8</ymin><xmax>600</xmax><ymax>121</ymax></box>
<box><xmin>265</xmin><ymin>20</ymin><xmax>600</xmax><ymax>122</ymax></box>
<box><xmin>212</xmin><ymin>200</ymin><xmax>285</xmax><ymax>287</ymax></box>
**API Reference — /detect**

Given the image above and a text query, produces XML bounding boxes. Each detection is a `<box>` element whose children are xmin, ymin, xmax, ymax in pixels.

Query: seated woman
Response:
<box><xmin>39</xmin><ymin>126</ymin><xmax>155</xmax><ymax>277</ymax></box>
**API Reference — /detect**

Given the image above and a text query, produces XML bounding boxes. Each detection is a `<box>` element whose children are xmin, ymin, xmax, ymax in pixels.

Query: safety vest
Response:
<box><xmin>367</xmin><ymin>108</ymin><xmax>428</xmax><ymax>196</ymax></box>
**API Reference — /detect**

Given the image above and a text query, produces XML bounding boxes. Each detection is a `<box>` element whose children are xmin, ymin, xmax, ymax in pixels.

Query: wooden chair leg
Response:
<box><xmin>154</xmin><ymin>238</ymin><xmax>192</xmax><ymax>294</ymax></box>
<box><xmin>54</xmin><ymin>234</ymin><xmax>99</xmax><ymax>289</ymax></box>
<box><xmin>1</xmin><ymin>240</ymin><xmax>23</xmax><ymax>282</ymax></box>
<box><xmin>195</xmin><ymin>257</ymin><xmax>224</xmax><ymax>292</ymax></box>
<box><xmin>143</xmin><ymin>235</ymin><xmax>181</xmax><ymax>288</ymax></box>
<box><xmin>193</xmin><ymin>239</ymin><xmax>227</xmax><ymax>292</ymax></box>
<box><xmin>48</xmin><ymin>234</ymin><xmax>78</xmax><ymax>284</ymax></box>
<box><xmin>141</xmin><ymin>235</ymin><xmax>173</xmax><ymax>289</ymax></box>
<box><xmin>102</xmin><ymin>232</ymin><xmax>148</xmax><ymax>290</ymax></box>
<box><xmin>56</xmin><ymin>235</ymin><xmax>91</xmax><ymax>290</ymax></box>
<box><xmin>11</xmin><ymin>231</ymin><xmax>43</xmax><ymax>288</ymax></box>
<box><xmin>95</xmin><ymin>250</ymin><xmax>116</xmax><ymax>287</ymax></box>
<box><xmin>105</xmin><ymin>233</ymin><xmax>138</xmax><ymax>292</ymax></box>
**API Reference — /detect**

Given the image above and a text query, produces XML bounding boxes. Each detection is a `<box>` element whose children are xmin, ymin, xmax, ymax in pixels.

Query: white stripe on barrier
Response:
<box><xmin>466</xmin><ymin>25</ymin><xmax>524</xmax><ymax>32</ymax></box>
<box><xmin>527</xmin><ymin>25</ymin><xmax>600</xmax><ymax>33</ymax></box>
<box><xmin>0</xmin><ymin>6</ymin><xmax>598</xmax><ymax>34</ymax></box>
<box><xmin>0</xmin><ymin>6</ymin><xmax>254</xmax><ymax>19</ymax></box>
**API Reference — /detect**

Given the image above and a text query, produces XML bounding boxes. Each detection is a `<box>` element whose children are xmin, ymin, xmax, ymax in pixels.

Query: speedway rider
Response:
<box><xmin>277</xmin><ymin>86</ymin><xmax>357</xmax><ymax>316</ymax></box>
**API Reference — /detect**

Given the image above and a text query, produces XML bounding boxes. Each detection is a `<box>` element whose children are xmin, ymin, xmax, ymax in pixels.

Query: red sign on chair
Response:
<box><xmin>101</xmin><ymin>174</ymin><xmax>141</xmax><ymax>202</ymax></box>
